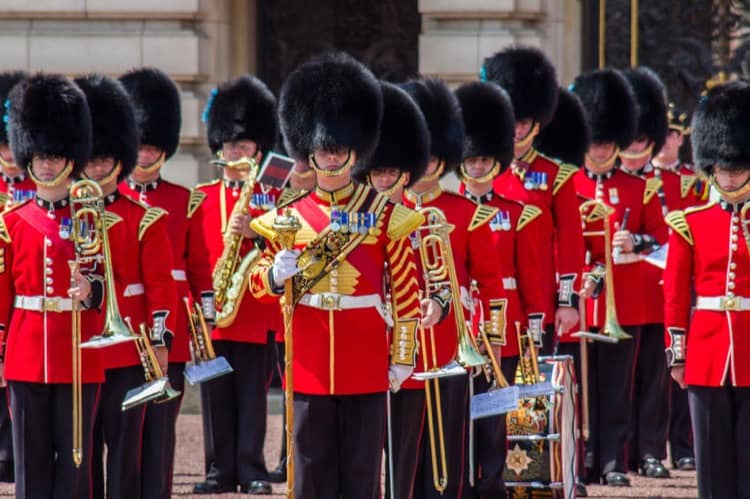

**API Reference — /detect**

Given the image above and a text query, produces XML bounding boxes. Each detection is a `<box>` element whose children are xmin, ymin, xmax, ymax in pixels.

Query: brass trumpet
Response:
<box><xmin>574</xmin><ymin>199</ymin><xmax>630</xmax><ymax>343</ymax></box>
<box><xmin>183</xmin><ymin>297</ymin><xmax>233</xmax><ymax>385</ymax></box>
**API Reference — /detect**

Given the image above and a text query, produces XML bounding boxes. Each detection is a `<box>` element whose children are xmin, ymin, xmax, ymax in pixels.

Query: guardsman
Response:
<box><xmin>663</xmin><ymin>81</ymin><xmax>750</xmax><ymax>499</ymax></box>
<box><xmin>569</xmin><ymin>68</ymin><xmax>668</xmax><ymax>486</ymax></box>
<box><xmin>351</xmin><ymin>80</ymin><xmax>441</xmax><ymax>499</ymax></box>
<box><xmin>618</xmin><ymin>67</ymin><xmax>673</xmax><ymax>478</ymax></box>
<box><xmin>0</xmin><ymin>72</ymin><xmax>34</xmax><ymax>212</ymax></box>
<box><xmin>0</xmin><ymin>74</ymin><xmax>104</xmax><ymax>499</ymax></box>
<box><xmin>456</xmin><ymin>80</ymin><xmax>547</xmax><ymax>498</ymax></box>
<box><xmin>193</xmin><ymin>75</ymin><xmax>278</xmax><ymax>495</ymax></box>
<box><xmin>75</xmin><ymin>74</ymin><xmax>178</xmax><ymax>499</ymax></box>
<box><xmin>118</xmin><ymin>67</ymin><xmax>214</xmax><ymax>499</ymax></box>
<box><xmin>249</xmin><ymin>52</ymin><xmax>424</xmax><ymax>499</ymax></box>
<box><xmin>401</xmin><ymin>78</ymin><xmax>505</xmax><ymax>499</ymax></box>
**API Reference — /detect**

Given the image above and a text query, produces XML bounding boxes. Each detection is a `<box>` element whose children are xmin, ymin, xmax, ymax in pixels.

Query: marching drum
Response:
<box><xmin>504</xmin><ymin>355</ymin><xmax>577</xmax><ymax>498</ymax></box>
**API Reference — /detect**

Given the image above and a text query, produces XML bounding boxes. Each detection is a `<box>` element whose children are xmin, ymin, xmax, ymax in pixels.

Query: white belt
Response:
<box><xmin>502</xmin><ymin>277</ymin><xmax>517</xmax><ymax>290</ymax></box>
<box><xmin>298</xmin><ymin>292</ymin><xmax>393</xmax><ymax>327</ymax></box>
<box><xmin>123</xmin><ymin>283</ymin><xmax>144</xmax><ymax>297</ymax></box>
<box><xmin>14</xmin><ymin>295</ymin><xmax>73</xmax><ymax>313</ymax></box>
<box><xmin>172</xmin><ymin>270</ymin><xmax>187</xmax><ymax>281</ymax></box>
<box><xmin>696</xmin><ymin>296</ymin><xmax>750</xmax><ymax>312</ymax></box>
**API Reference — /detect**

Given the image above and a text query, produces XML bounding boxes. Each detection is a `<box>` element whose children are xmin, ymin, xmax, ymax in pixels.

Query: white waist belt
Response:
<box><xmin>696</xmin><ymin>295</ymin><xmax>750</xmax><ymax>312</ymax></box>
<box><xmin>298</xmin><ymin>292</ymin><xmax>393</xmax><ymax>327</ymax></box>
<box><xmin>123</xmin><ymin>283</ymin><xmax>144</xmax><ymax>297</ymax></box>
<box><xmin>172</xmin><ymin>270</ymin><xmax>187</xmax><ymax>281</ymax></box>
<box><xmin>14</xmin><ymin>295</ymin><xmax>73</xmax><ymax>313</ymax></box>
<box><xmin>503</xmin><ymin>277</ymin><xmax>517</xmax><ymax>290</ymax></box>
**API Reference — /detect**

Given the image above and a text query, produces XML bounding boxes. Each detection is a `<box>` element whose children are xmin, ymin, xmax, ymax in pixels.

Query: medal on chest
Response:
<box><xmin>330</xmin><ymin>208</ymin><xmax>376</xmax><ymax>235</ymax></box>
<box><xmin>59</xmin><ymin>217</ymin><xmax>73</xmax><ymax>240</ymax></box>
<box><xmin>523</xmin><ymin>171</ymin><xmax>548</xmax><ymax>191</ymax></box>
<box><xmin>608</xmin><ymin>187</ymin><xmax>620</xmax><ymax>205</ymax></box>
<box><xmin>490</xmin><ymin>210</ymin><xmax>512</xmax><ymax>231</ymax></box>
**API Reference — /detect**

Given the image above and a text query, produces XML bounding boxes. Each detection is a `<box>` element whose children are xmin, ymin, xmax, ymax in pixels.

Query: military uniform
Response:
<box><xmin>0</xmin><ymin>172</ymin><xmax>35</xmax><ymax>209</ymax></box>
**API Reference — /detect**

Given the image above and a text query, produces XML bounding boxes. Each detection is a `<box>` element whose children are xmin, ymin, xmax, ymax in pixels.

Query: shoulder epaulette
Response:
<box><xmin>468</xmin><ymin>204</ymin><xmax>499</xmax><ymax>232</ymax></box>
<box><xmin>664</xmin><ymin>210</ymin><xmax>693</xmax><ymax>245</ymax></box>
<box><xmin>387</xmin><ymin>203</ymin><xmax>425</xmax><ymax>240</ymax></box>
<box><xmin>517</xmin><ymin>204</ymin><xmax>542</xmax><ymax>231</ymax></box>
<box><xmin>103</xmin><ymin>211</ymin><xmax>123</xmax><ymax>230</ymax></box>
<box><xmin>187</xmin><ymin>190</ymin><xmax>207</xmax><ymax>219</ymax></box>
<box><xmin>684</xmin><ymin>202</ymin><xmax>715</xmax><ymax>215</ymax></box>
<box><xmin>249</xmin><ymin>210</ymin><xmax>278</xmax><ymax>241</ymax></box>
<box><xmin>0</xmin><ymin>215</ymin><xmax>10</xmax><ymax>244</ymax></box>
<box><xmin>553</xmin><ymin>163</ymin><xmax>578</xmax><ymax>196</ymax></box>
<box><xmin>138</xmin><ymin>207</ymin><xmax>167</xmax><ymax>241</ymax></box>
<box><xmin>277</xmin><ymin>188</ymin><xmax>309</xmax><ymax>209</ymax></box>
<box><xmin>0</xmin><ymin>194</ymin><xmax>8</xmax><ymax>209</ymax></box>
<box><xmin>680</xmin><ymin>174</ymin><xmax>697</xmax><ymax>199</ymax></box>
<box><xmin>643</xmin><ymin>177</ymin><xmax>663</xmax><ymax>204</ymax></box>
<box><xmin>122</xmin><ymin>195</ymin><xmax>149</xmax><ymax>210</ymax></box>
<box><xmin>194</xmin><ymin>178</ymin><xmax>221</xmax><ymax>190</ymax></box>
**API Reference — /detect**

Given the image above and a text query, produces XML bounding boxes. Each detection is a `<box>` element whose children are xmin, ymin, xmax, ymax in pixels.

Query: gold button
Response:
<box><xmin>46</xmin><ymin>286</ymin><xmax>54</xmax><ymax>294</ymax></box>
<box><xmin>729</xmin><ymin>282</ymin><xmax>736</xmax><ymax>290</ymax></box>
<box><xmin>731</xmin><ymin>262</ymin><xmax>738</xmax><ymax>270</ymax></box>
<box><xmin>732</xmin><ymin>244</ymin><xmax>738</xmax><ymax>251</ymax></box>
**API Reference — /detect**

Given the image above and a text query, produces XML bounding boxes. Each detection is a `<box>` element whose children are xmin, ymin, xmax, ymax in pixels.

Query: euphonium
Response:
<box><xmin>575</xmin><ymin>199</ymin><xmax>630</xmax><ymax>342</ymax></box>
<box><xmin>213</xmin><ymin>157</ymin><xmax>262</xmax><ymax>328</ymax></box>
<box><xmin>184</xmin><ymin>297</ymin><xmax>233</xmax><ymax>385</ymax></box>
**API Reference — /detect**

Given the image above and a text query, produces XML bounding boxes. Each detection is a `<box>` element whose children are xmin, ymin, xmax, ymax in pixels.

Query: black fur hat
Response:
<box><xmin>7</xmin><ymin>74</ymin><xmax>91</xmax><ymax>175</ymax></box>
<box><xmin>623</xmin><ymin>67</ymin><xmax>669</xmax><ymax>155</ymax></box>
<box><xmin>279</xmin><ymin>52</ymin><xmax>382</xmax><ymax>162</ymax></box>
<box><xmin>354</xmin><ymin>81</ymin><xmax>430</xmax><ymax>187</ymax></box>
<box><xmin>400</xmin><ymin>78</ymin><xmax>465</xmax><ymax>175</ymax></box>
<box><xmin>535</xmin><ymin>87</ymin><xmax>591</xmax><ymax>166</ymax></box>
<box><xmin>481</xmin><ymin>46</ymin><xmax>559</xmax><ymax>126</ymax></box>
<box><xmin>119</xmin><ymin>67</ymin><xmax>181</xmax><ymax>159</ymax></box>
<box><xmin>668</xmin><ymin>102</ymin><xmax>691</xmax><ymax>135</ymax></box>
<box><xmin>75</xmin><ymin>75</ymin><xmax>138</xmax><ymax>182</ymax></box>
<box><xmin>454</xmin><ymin>81</ymin><xmax>515</xmax><ymax>171</ymax></box>
<box><xmin>691</xmin><ymin>81</ymin><xmax>750</xmax><ymax>173</ymax></box>
<box><xmin>204</xmin><ymin>75</ymin><xmax>277</xmax><ymax>155</ymax></box>
<box><xmin>570</xmin><ymin>68</ymin><xmax>638</xmax><ymax>149</ymax></box>
<box><xmin>0</xmin><ymin>71</ymin><xmax>28</xmax><ymax>145</ymax></box>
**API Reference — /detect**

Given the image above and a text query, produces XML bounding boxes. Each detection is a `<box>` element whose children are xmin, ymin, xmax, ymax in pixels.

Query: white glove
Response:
<box><xmin>388</xmin><ymin>365</ymin><xmax>414</xmax><ymax>393</ymax></box>
<box><xmin>271</xmin><ymin>249</ymin><xmax>301</xmax><ymax>287</ymax></box>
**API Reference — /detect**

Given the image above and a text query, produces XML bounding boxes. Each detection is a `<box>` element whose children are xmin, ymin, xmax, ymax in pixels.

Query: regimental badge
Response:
<box><xmin>490</xmin><ymin>210</ymin><xmax>512</xmax><ymax>232</ymax></box>
<box><xmin>59</xmin><ymin>217</ymin><xmax>73</xmax><ymax>240</ymax></box>
<box><xmin>608</xmin><ymin>187</ymin><xmax>620</xmax><ymax>205</ymax></box>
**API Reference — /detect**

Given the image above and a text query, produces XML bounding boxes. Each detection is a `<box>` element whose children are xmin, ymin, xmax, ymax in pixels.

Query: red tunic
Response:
<box><xmin>0</xmin><ymin>172</ymin><xmax>36</xmax><ymax>209</ymax></box>
<box><xmin>0</xmin><ymin>200</ymin><xmax>103</xmax><ymax>383</ymax></box>
<box><xmin>119</xmin><ymin>177</ymin><xmax>213</xmax><ymax>363</ymax></box>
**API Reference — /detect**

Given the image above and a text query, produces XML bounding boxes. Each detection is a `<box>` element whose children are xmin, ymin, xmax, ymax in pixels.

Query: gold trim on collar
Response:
<box><xmin>315</xmin><ymin>182</ymin><xmax>356</xmax><ymax>205</ymax></box>
<box><xmin>404</xmin><ymin>184</ymin><xmax>442</xmax><ymax>207</ymax></box>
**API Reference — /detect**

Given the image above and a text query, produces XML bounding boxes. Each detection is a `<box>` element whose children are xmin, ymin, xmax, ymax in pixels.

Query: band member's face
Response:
<box><xmin>0</xmin><ymin>144</ymin><xmax>20</xmax><ymax>174</ymax></box>
<box><xmin>424</xmin><ymin>156</ymin><xmax>440</xmax><ymax>177</ymax></box>
<box><xmin>313</xmin><ymin>147</ymin><xmax>353</xmax><ymax>171</ymax></box>
<box><xmin>369</xmin><ymin>167</ymin><xmax>403</xmax><ymax>192</ymax></box>
<box><xmin>84</xmin><ymin>156</ymin><xmax>117</xmax><ymax>183</ymax></box>
<box><xmin>222</xmin><ymin>139</ymin><xmax>259</xmax><ymax>162</ymax></box>
<box><xmin>661</xmin><ymin>130</ymin><xmax>683</xmax><ymax>157</ymax></box>
<box><xmin>587</xmin><ymin>142</ymin><xmax>617</xmax><ymax>163</ymax></box>
<box><xmin>31</xmin><ymin>154</ymin><xmax>67</xmax><ymax>181</ymax></box>
<box><xmin>514</xmin><ymin>118</ymin><xmax>535</xmax><ymax>142</ymax></box>
<box><xmin>713</xmin><ymin>166</ymin><xmax>750</xmax><ymax>192</ymax></box>
<box><xmin>620</xmin><ymin>137</ymin><xmax>651</xmax><ymax>169</ymax></box>
<box><xmin>464</xmin><ymin>156</ymin><xmax>495</xmax><ymax>178</ymax></box>
<box><xmin>137</xmin><ymin>145</ymin><xmax>163</xmax><ymax>167</ymax></box>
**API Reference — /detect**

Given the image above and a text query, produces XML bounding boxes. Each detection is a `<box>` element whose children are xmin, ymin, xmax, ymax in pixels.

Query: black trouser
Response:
<box><xmin>385</xmin><ymin>388</ymin><xmax>425</xmax><ymax>499</ymax></box>
<box><xmin>669</xmin><ymin>379</ymin><xmax>694</xmax><ymax>463</ymax></box>
<box><xmin>542</xmin><ymin>323</ymin><xmax>557</xmax><ymax>357</ymax></box>
<box><xmin>273</xmin><ymin>341</ymin><xmax>287</xmax><ymax>471</ymax></box>
<box><xmin>141</xmin><ymin>362</ymin><xmax>185</xmax><ymax>499</ymax></box>
<box><xmin>200</xmin><ymin>339</ymin><xmax>273</xmax><ymax>487</ymax></box>
<box><xmin>92</xmin><ymin>365</ymin><xmax>147</xmax><ymax>499</ymax></box>
<box><xmin>688</xmin><ymin>384</ymin><xmax>750</xmax><ymax>499</ymax></box>
<box><xmin>293</xmin><ymin>391</ymin><xmax>387</xmax><ymax>499</ymax></box>
<box><xmin>0</xmin><ymin>386</ymin><xmax>13</xmax><ymax>479</ymax></box>
<box><xmin>586</xmin><ymin>325</ymin><xmax>638</xmax><ymax>478</ymax></box>
<box><xmin>628</xmin><ymin>323</ymin><xmax>669</xmax><ymax>467</ymax></box>
<box><xmin>9</xmin><ymin>381</ymin><xmax>100</xmax><ymax>499</ymax></box>
<box><xmin>413</xmin><ymin>375</ymin><xmax>469</xmax><ymax>499</ymax></box>
<box><xmin>463</xmin><ymin>356</ymin><xmax>518</xmax><ymax>499</ymax></box>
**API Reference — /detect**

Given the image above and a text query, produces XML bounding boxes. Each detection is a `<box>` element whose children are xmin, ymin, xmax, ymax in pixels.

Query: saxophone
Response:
<box><xmin>213</xmin><ymin>160</ymin><xmax>262</xmax><ymax>328</ymax></box>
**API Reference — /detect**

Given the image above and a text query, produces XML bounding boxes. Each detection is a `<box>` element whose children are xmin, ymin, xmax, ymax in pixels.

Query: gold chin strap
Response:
<box><xmin>619</xmin><ymin>143</ymin><xmax>654</xmax><ymax>162</ymax></box>
<box><xmin>211</xmin><ymin>151</ymin><xmax>258</xmax><ymax>171</ymax></box>
<box><xmin>371</xmin><ymin>172</ymin><xmax>406</xmax><ymax>198</ymax></box>
<box><xmin>309</xmin><ymin>150</ymin><xmax>354</xmax><ymax>177</ymax></box>
<box><xmin>460</xmin><ymin>161</ymin><xmax>499</xmax><ymax>184</ymax></box>
<box><xmin>84</xmin><ymin>162</ymin><xmax>122</xmax><ymax>188</ymax></box>
<box><xmin>29</xmin><ymin>160</ymin><xmax>74</xmax><ymax>188</ymax></box>
<box><xmin>417</xmin><ymin>161</ymin><xmax>445</xmax><ymax>184</ymax></box>
<box><xmin>135</xmin><ymin>152</ymin><xmax>165</xmax><ymax>174</ymax></box>
<box><xmin>0</xmin><ymin>155</ymin><xmax>16</xmax><ymax>171</ymax></box>
<box><xmin>586</xmin><ymin>147</ymin><xmax>620</xmax><ymax>171</ymax></box>
<box><xmin>514</xmin><ymin>122</ymin><xmax>540</xmax><ymax>155</ymax></box>
<box><xmin>711</xmin><ymin>176</ymin><xmax>750</xmax><ymax>204</ymax></box>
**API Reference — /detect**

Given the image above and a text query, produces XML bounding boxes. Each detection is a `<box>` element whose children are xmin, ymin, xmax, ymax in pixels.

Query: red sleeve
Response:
<box><xmin>0</xmin><ymin>220</ymin><xmax>13</xmax><ymax>357</ymax></box>
<box><xmin>663</xmin><ymin>214</ymin><xmax>692</xmax><ymax>366</ymax></box>
<box><xmin>516</xmin><ymin>211</ymin><xmax>549</xmax><ymax>319</ymax></box>
<box><xmin>186</xmin><ymin>201</ymin><xmax>213</xmax><ymax>301</ymax></box>
<box><xmin>141</xmin><ymin>216</ymin><xmax>179</xmax><ymax>336</ymax></box>
<box><xmin>386</xmin><ymin>234</ymin><xmax>422</xmax><ymax>367</ymax></box>
<box><xmin>641</xmin><ymin>193</ymin><xmax>670</xmax><ymax>245</ymax></box>
<box><xmin>467</xmin><ymin>221</ymin><xmax>504</xmax><ymax>318</ymax></box>
<box><xmin>552</xmin><ymin>176</ymin><xmax>585</xmax><ymax>305</ymax></box>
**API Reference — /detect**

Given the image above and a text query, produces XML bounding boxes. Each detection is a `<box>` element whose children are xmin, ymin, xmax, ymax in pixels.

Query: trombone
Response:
<box><xmin>573</xmin><ymin>199</ymin><xmax>631</xmax><ymax>343</ymax></box>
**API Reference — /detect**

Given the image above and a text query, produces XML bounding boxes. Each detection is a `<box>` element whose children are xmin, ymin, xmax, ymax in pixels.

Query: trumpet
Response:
<box><xmin>183</xmin><ymin>297</ymin><xmax>233</xmax><ymax>385</ymax></box>
<box><xmin>121</xmin><ymin>323</ymin><xmax>181</xmax><ymax>411</ymax></box>
<box><xmin>573</xmin><ymin>199</ymin><xmax>630</xmax><ymax>343</ymax></box>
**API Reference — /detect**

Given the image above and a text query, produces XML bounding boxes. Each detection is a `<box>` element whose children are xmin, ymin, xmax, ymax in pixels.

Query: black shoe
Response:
<box><xmin>0</xmin><ymin>461</ymin><xmax>13</xmax><ymax>483</ymax></box>
<box><xmin>575</xmin><ymin>481</ymin><xmax>588</xmax><ymax>497</ymax></box>
<box><xmin>241</xmin><ymin>480</ymin><xmax>272</xmax><ymax>495</ymax></box>
<box><xmin>640</xmin><ymin>457</ymin><xmax>670</xmax><ymax>478</ymax></box>
<box><xmin>193</xmin><ymin>480</ymin><xmax>236</xmax><ymax>494</ymax></box>
<box><xmin>674</xmin><ymin>456</ymin><xmax>696</xmax><ymax>471</ymax></box>
<box><xmin>603</xmin><ymin>472</ymin><xmax>630</xmax><ymax>486</ymax></box>
<box><xmin>268</xmin><ymin>463</ymin><xmax>286</xmax><ymax>483</ymax></box>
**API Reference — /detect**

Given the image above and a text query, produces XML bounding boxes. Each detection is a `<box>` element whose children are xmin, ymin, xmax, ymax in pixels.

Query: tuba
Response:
<box><xmin>573</xmin><ymin>199</ymin><xmax>631</xmax><ymax>343</ymax></box>
<box><xmin>183</xmin><ymin>297</ymin><xmax>233</xmax><ymax>385</ymax></box>
<box><xmin>213</xmin><ymin>157</ymin><xmax>262</xmax><ymax>328</ymax></box>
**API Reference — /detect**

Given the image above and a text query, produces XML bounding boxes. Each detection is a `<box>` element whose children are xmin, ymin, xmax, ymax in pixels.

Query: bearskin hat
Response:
<box><xmin>668</xmin><ymin>102</ymin><xmax>691</xmax><ymax>135</ymax></box>
<box><xmin>7</xmin><ymin>74</ymin><xmax>91</xmax><ymax>174</ymax></box>
<box><xmin>0</xmin><ymin>71</ymin><xmax>28</xmax><ymax>145</ymax></box>
<box><xmin>279</xmin><ymin>52</ymin><xmax>382</xmax><ymax>163</ymax></box>
<box><xmin>354</xmin><ymin>81</ymin><xmax>430</xmax><ymax>187</ymax></box>
<box><xmin>400</xmin><ymin>78</ymin><xmax>465</xmax><ymax>175</ymax></box>
<box><xmin>623</xmin><ymin>67</ymin><xmax>669</xmax><ymax>155</ymax></box>
<box><xmin>481</xmin><ymin>46</ymin><xmax>559</xmax><ymax>126</ymax></box>
<box><xmin>454</xmin><ymin>81</ymin><xmax>515</xmax><ymax>170</ymax></box>
<box><xmin>75</xmin><ymin>75</ymin><xmax>138</xmax><ymax>182</ymax></box>
<box><xmin>119</xmin><ymin>67</ymin><xmax>181</xmax><ymax>159</ymax></box>
<box><xmin>570</xmin><ymin>68</ymin><xmax>637</xmax><ymax>149</ymax></box>
<box><xmin>534</xmin><ymin>87</ymin><xmax>591</xmax><ymax>166</ymax></box>
<box><xmin>691</xmin><ymin>81</ymin><xmax>750</xmax><ymax>173</ymax></box>
<box><xmin>204</xmin><ymin>75</ymin><xmax>277</xmax><ymax>155</ymax></box>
